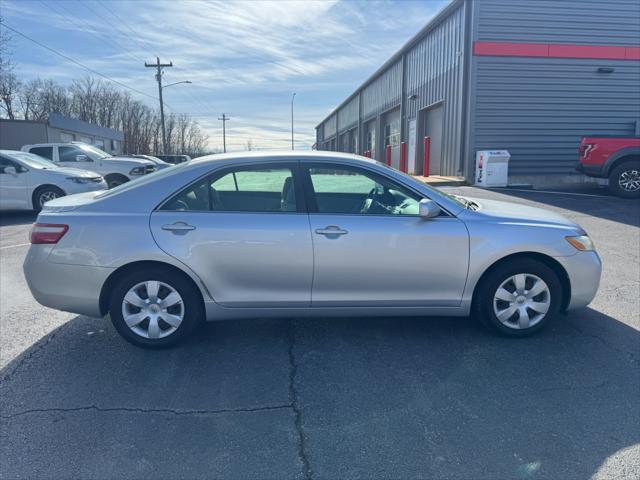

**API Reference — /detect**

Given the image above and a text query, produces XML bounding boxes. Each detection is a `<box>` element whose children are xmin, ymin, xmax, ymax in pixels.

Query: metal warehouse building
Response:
<box><xmin>315</xmin><ymin>0</ymin><xmax>640</xmax><ymax>186</ymax></box>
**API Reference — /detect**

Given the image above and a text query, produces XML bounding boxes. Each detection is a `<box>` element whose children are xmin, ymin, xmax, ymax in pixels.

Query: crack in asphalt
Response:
<box><xmin>288</xmin><ymin>319</ymin><xmax>313</xmax><ymax>480</ymax></box>
<box><xmin>568</xmin><ymin>322</ymin><xmax>639</xmax><ymax>367</ymax></box>
<box><xmin>1</xmin><ymin>403</ymin><xmax>293</xmax><ymax>419</ymax></box>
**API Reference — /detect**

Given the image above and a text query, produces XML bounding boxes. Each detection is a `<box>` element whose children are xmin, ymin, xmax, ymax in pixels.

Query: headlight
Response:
<box><xmin>67</xmin><ymin>176</ymin><xmax>99</xmax><ymax>184</ymax></box>
<box><xmin>565</xmin><ymin>235</ymin><xmax>595</xmax><ymax>251</ymax></box>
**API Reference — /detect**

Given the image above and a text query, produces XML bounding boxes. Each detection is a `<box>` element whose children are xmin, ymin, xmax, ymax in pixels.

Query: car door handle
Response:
<box><xmin>315</xmin><ymin>225</ymin><xmax>348</xmax><ymax>236</ymax></box>
<box><xmin>162</xmin><ymin>222</ymin><xmax>196</xmax><ymax>232</ymax></box>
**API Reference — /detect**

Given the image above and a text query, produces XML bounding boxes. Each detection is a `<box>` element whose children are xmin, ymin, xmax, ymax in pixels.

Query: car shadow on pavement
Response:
<box><xmin>485</xmin><ymin>188</ymin><xmax>640</xmax><ymax>228</ymax></box>
<box><xmin>0</xmin><ymin>309</ymin><xmax>638</xmax><ymax>479</ymax></box>
<box><xmin>0</xmin><ymin>210</ymin><xmax>37</xmax><ymax>227</ymax></box>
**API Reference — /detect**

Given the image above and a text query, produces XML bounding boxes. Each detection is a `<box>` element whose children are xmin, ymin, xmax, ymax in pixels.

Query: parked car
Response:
<box><xmin>0</xmin><ymin>150</ymin><xmax>106</xmax><ymax>211</ymax></box>
<box><xmin>24</xmin><ymin>152</ymin><xmax>601</xmax><ymax>348</ymax></box>
<box><xmin>128</xmin><ymin>154</ymin><xmax>173</xmax><ymax>170</ymax></box>
<box><xmin>577</xmin><ymin>135</ymin><xmax>640</xmax><ymax>198</ymax></box>
<box><xmin>155</xmin><ymin>154</ymin><xmax>191</xmax><ymax>164</ymax></box>
<box><xmin>21</xmin><ymin>142</ymin><xmax>156</xmax><ymax>188</ymax></box>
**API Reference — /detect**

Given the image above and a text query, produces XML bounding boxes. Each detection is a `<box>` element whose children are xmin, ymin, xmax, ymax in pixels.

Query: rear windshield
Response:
<box><xmin>95</xmin><ymin>162</ymin><xmax>189</xmax><ymax>198</ymax></box>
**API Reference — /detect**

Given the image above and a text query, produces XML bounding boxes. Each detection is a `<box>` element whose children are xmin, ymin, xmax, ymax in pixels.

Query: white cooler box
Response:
<box><xmin>475</xmin><ymin>150</ymin><xmax>510</xmax><ymax>187</ymax></box>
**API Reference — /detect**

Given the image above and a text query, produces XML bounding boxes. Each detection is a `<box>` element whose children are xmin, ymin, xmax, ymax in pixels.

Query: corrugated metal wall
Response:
<box><xmin>406</xmin><ymin>3</ymin><xmax>466</xmax><ymax>175</ymax></box>
<box><xmin>470</xmin><ymin>0</ymin><xmax>640</xmax><ymax>177</ymax></box>
<box><xmin>361</xmin><ymin>61</ymin><xmax>403</xmax><ymax>121</ymax></box>
<box><xmin>337</xmin><ymin>95</ymin><xmax>359</xmax><ymax>131</ymax></box>
<box><xmin>476</xmin><ymin>0</ymin><xmax>640</xmax><ymax>46</ymax></box>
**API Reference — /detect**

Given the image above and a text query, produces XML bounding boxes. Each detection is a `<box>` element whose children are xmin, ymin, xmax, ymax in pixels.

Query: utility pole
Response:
<box><xmin>218</xmin><ymin>114</ymin><xmax>230</xmax><ymax>153</ymax></box>
<box><xmin>291</xmin><ymin>92</ymin><xmax>296</xmax><ymax>150</ymax></box>
<box><xmin>145</xmin><ymin>57</ymin><xmax>173</xmax><ymax>153</ymax></box>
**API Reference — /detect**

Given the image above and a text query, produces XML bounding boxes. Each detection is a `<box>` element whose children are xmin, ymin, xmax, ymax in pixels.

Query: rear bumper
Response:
<box><xmin>556</xmin><ymin>251</ymin><xmax>602</xmax><ymax>311</ymax></box>
<box><xmin>23</xmin><ymin>245</ymin><xmax>113</xmax><ymax>318</ymax></box>
<box><xmin>576</xmin><ymin>162</ymin><xmax>605</xmax><ymax>178</ymax></box>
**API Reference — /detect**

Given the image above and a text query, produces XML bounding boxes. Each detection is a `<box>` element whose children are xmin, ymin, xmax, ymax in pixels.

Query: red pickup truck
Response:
<box><xmin>578</xmin><ymin>136</ymin><xmax>640</xmax><ymax>198</ymax></box>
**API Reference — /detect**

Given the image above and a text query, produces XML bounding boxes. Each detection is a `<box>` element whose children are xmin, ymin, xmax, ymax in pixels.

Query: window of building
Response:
<box><xmin>111</xmin><ymin>140</ymin><xmax>119</xmax><ymax>152</ymax></box>
<box><xmin>79</xmin><ymin>136</ymin><xmax>92</xmax><ymax>144</ymax></box>
<box><xmin>161</xmin><ymin>166</ymin><xmax>297</xmax><ymax>213</ymax></box>
<box><xmin>28</xmin><ymin>146</ymin><xmax>53</xmax><ymax>160</ymax></box>
<box><xmin>307</xmin><ymin>165</ymin><xmax>420</xmax><ymax>215</ymax></box>
<box><xmin>60</xmin><ymin>132</ymin><xmax>74</xmax><ymax>143</ymax></box>
<box><xmin>366</xmin><ymin>129</ymin><xmax>375</xmax><ymax>152</ymax></box>
<box><xmin>384</xmin><ymin>119</ymin><xmax>400</xmax><ymax>147</ymax></box>
<box><xmin>94</xmin><ymin>139</ymin><xmax>105</xmax><ymax>150</ymax></box>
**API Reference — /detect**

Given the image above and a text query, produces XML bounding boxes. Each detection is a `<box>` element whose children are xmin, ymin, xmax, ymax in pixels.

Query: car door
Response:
<box><xmin>302</xmin><ymin>162</ymin><xmax>469</xmax><ymax>307</ymax></box>
<box><xmin>150</xmin><ymin>162</ymin><xmax>314</xmax><ymax>307</ymax></box>
<box><xmin>0</xmin><ymin>156</ymin><xmax>29</xmax><ymax>209</ymax></box>
<box><xmin>57</xmin><ymin>146</ymin><xmax>95</xmax><ymax>170</ymax></box>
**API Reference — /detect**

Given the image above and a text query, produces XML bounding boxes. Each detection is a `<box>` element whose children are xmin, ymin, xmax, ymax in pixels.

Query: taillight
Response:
<box><xmin>579</xmin><ymin>143</ymin><xmax>594</xmax><ymax>158</ymax></box>
<box><xmin>30</xmin><ymin>223</ymin><xmax>69</xmax><ymax>244</ymax></box>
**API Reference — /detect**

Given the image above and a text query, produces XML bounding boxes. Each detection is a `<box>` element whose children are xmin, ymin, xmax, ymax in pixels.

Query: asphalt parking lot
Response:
<box><xmin>0</xmin><ymin>186</ymin><xmax>638</xmax><ymax>480</ymax></box>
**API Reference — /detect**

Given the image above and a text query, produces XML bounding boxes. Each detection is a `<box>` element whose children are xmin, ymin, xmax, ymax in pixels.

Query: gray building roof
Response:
<box><xmin>48</xmin><ymin>113</ymin><xmax>124</xmax><ymax>141</ymax></box>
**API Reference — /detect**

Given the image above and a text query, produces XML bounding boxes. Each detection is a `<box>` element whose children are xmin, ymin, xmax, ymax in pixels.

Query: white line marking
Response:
<box><xmin>488</xmin><ymin>188</ymin><xmax>613</xmax><ymax>198</ymax></box>
<box><xmin>0</xmin><ymin>243</ymin><xmax>30</xmax><ymax>250</ymax></box>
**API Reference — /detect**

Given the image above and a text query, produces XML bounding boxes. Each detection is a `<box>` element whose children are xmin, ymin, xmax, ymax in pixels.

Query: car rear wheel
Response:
<box><xmin>108</xmin><ymin>267</ymin><xmax>203</xmax><ymax>348</ymax></box>
<box><xmin>33</xmin><ymin>185</ymin><xmax>65</xmax><ymax>212</ymax></box>
<box><xmin>609</xmin><ymin>160</ymin><xmax>640</xmax><ymax>199</ymax></box>
<box><xmin>475</xmin><ymin>258</ymin><xmax>562</xmax><ymax>337</ymax></box>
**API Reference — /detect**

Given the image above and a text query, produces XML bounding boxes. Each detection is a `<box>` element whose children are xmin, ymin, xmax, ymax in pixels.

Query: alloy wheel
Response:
<box><xmin>493</xmin><ymin>273</ymin><xmax>550</xmax><ymax>329</ymax></box>
<box><xmin>121</xmin><ymin>280</ymin><xmax>184</xmax><ymax>339</ymax></box>
<box><xmin>39</xmin><ymin>190</ymin><xmax>61</xmax><ymax>207</ymax></box>
<box><xmin>618</xmin><ymin>169</ymin><xmax>640</xmax><ymax>192</ymax></box>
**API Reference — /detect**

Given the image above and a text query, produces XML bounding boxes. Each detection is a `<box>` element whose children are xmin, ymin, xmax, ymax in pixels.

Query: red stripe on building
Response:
<box><xmin>474</xmin><ymin>41</ymin><xmax>640</xmax><ymax>61</ymax></box>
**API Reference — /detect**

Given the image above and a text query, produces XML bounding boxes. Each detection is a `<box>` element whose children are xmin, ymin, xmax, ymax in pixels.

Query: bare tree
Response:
<box><xmin>0</xmin><ymin>71</ymin><xmax>19</xmax><ymax>119</ymax></box>
<box><xmin>0</xmin><ymin>15</ymin><xmax>19</xmax><ymax>119</ymax></box>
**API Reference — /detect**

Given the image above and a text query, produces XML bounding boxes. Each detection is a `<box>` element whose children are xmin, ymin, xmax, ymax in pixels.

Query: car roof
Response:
<box><xmin>190</xmin><ymin>150</ymin><xmax>378</xmax><ymax>166</ymax></box>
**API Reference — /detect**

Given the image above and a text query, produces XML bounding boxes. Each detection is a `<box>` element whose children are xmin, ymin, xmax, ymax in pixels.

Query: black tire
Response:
<box><xmin>105</xmin><ymin>174</ymin><xmax>129</xmax><ymax>189</ymax></box>
<box><xmin>108</xmin><ymin>267</ymin><xmax>203</xmax><ymax>348</ymax></box>
<box><xmin>474</xmin><ymin>258</ymin><xmax>562</xmax><ymax>337</ymax></box>
<box><xmin>608</xmin><ymin>160</ymin><xmax>640</xmax><ymax>199</ymax></box>
<box><xmin>32</xmin><ymin>185</ymin><xmax>65</xmax><ymax>212</ymax></box>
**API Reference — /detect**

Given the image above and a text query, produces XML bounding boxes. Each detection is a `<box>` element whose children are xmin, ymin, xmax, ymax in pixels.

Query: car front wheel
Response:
<box><xmin>475</xmin><ymin>258</ymin><xmax>562</xmax><ymax>337</ymax></box>
<box><xmin>33</xmin><ymin>185</ymin><xmax>65</xmax><ymax>211</ymax></box>
<box><xmin>108</xmin><ymin>267</ymin><xmax>203</xmax><ymax>348</ymax></box>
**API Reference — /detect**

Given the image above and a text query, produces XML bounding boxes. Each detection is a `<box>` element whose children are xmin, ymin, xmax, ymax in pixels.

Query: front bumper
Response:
<box><xmin>65</xmin><ymin>180</ymin><xmax>108</xmax><ymax>194</ymax></box>
<box><xmin>23</xmin><ymin>245</ymin><xmax>113</xmax><ymax>318</ymax></box>
<box><xmin>556</xmin><ymin>251</ymin><xmax>602</xmax><ymax>310</ymax></box>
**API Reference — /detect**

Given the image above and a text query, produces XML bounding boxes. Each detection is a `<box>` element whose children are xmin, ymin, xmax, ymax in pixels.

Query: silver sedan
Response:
<box><xmin>24</xmin><ymin>152</ymin><xmax>601</xmax><ymax>348</ymax></box>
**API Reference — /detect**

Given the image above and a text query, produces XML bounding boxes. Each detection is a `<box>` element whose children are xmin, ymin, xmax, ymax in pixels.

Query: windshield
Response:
<box><xmin>8</xmin><ymin>152</ymin><xmax>58</xmax><ymax>169</ymax></box>
<box><xmin>77</xmin><ymin>143</ymin><xmax>111</xmax><ymax>159</ymax></box>
<box><xmin>377</xmin><ymin>162</ymin><xmax>469</xmax><ymax>208</ymax></box>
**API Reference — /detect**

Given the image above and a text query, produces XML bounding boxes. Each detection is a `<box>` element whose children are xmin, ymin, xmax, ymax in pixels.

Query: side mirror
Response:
<box><xmin>419</xmin><ymin>198</ymin><xmax>441</xmax><ymax>219</ymax></box>
<box><xmin>76</xmin><ymin>154</ymin><xmax>90</xmax><ymax>162</ymax></box>
<box><xmin>3</xmin><ymin>166</ymin><xmax>17</xmax><ymax>175</ymax></box>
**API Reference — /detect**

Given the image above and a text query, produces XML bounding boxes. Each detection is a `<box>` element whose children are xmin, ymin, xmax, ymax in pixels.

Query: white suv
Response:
<box><xmin>21</xmin><ymin>142</ymin><xmax>156</xmax><ymax>188</ymax></box>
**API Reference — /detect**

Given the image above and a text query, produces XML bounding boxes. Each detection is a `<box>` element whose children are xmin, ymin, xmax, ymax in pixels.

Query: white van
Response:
<box><xmin>21</xmin><ymin>142</ymin><xmax>156</xmax><ymax>188</ymax></box>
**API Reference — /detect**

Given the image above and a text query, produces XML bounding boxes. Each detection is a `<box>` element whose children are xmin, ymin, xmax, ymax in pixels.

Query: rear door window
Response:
<box><xmin>161</xmin><ymin>164</ymin><xmax>299</xmax><ymax>213</ymax></box>
<box><xmin>28</xmin><ymin>146</ymin><xmax>53</xmax><ymax>160</ymax></box>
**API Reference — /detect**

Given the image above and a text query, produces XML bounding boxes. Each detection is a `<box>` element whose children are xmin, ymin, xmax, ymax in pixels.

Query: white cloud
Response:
<box><xmin>4</xmin><ymin>0</ymin><xmax>446</xmax><ymax>150</ymax></box>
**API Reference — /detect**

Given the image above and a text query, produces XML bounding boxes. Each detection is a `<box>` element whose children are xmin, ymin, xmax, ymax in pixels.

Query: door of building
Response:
<box><xmin>418</xmin><ymin>103</ymin><xmax>444</xmax><ymax>175</ymax></box>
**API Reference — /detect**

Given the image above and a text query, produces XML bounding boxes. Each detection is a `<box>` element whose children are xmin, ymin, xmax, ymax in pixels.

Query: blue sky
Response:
<box><xmin>2</xmin><ymin>0</ymin><xmax>447</xmax><ymax>151</ymax></box>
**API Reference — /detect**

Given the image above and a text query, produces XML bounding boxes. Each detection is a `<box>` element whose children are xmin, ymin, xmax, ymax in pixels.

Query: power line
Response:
<box><xmin>38</xmin><ymin>0</ymin><xmax>145</xmax><ymax>65</ymax></box>
<box><xmin>1</xmin><ymin>22</ymin><xmax>159</xmax><ymax>102</ymax></box>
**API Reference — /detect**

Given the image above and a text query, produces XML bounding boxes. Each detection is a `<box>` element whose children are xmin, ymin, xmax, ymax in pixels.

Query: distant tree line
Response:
<box><xmin>0</xmin><ymin>73</ymin><xmax>209</xmax><ymax>157</ymax></box>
